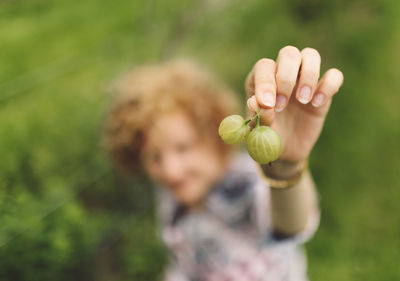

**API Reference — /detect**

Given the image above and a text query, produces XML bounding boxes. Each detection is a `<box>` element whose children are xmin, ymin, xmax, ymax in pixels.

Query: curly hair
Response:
<box><xmin>101</xmin><ymin>58</ymin><xmax>240</xmax><ymax>174</ymax></box>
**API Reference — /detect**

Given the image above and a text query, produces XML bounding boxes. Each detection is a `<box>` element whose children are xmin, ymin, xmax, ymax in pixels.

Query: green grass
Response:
<box><xmin>1</xmin><ymin>0</ymin><xmax>400</xmax><ymax>280</ymax></box>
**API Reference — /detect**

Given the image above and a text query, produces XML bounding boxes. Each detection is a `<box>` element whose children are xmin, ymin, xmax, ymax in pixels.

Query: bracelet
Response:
<box><xmin>256</xmin><ymin>158</ymin><xmax>309</xmax><ymax>189</ymax></box>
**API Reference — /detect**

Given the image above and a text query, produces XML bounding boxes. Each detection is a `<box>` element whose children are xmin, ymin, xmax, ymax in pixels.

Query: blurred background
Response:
<box><xmin>1</xmin><ymin>0</ymin><xmax>400</xmax><ymax>280</ymax></box>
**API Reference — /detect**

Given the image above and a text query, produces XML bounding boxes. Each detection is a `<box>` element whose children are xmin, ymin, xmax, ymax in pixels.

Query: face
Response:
<box><xmin>142</xmin><ymin>111</ymin><xmax>226</xmax><ymax>207</ymax></box>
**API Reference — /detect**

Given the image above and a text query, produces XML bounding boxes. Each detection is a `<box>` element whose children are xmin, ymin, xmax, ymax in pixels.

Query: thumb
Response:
<box><xmin>259</xmin><ymin>108</ymin><xmax>275</xmax><ymax>126</ymax></box>
<box><xmin>247</xmin><ymin>95</ymin><xmax>275</xmax><ymax>126</ymax></box>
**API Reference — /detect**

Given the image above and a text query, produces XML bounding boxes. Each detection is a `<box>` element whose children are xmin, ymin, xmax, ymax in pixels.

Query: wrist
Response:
<box><xmin>260</xmin><ymin>158</ymin><xmax>308</xmax><ymax>180</ymax></box>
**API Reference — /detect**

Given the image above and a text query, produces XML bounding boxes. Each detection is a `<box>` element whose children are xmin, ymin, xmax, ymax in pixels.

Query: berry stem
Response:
<box><xmin>245</xmin><ymin>108</ymin><xmax>262</xmax><ymax>126</ymax></box>
<box><xmin>256</xmin><ymin>108</ymin><xmax>261</xmax><ymax>128</ymax></box>
<box><xmin>244</xmin><ymin>115</ymin><xmax>257</xmax><ymax>125</ymax></box>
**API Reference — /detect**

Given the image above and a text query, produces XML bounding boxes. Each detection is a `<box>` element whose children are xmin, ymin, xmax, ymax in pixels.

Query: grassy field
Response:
<box><xmin>1</xmin><ymin>0</ymin><xmax>400</xmax><ymax>280</ymax></box>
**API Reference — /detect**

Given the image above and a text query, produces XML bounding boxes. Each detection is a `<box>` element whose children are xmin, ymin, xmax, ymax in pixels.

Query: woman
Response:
<box><xmin>102</xmin><ymin>45</ymin><xmax>344</xmax><ymax>280</ymax></box>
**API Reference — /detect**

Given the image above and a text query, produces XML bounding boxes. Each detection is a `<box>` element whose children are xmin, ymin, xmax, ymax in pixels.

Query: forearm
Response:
<box><xmin>260</xmin><ymin>160</ymin><xmax>318</xmax><ymax>236</ymax></box>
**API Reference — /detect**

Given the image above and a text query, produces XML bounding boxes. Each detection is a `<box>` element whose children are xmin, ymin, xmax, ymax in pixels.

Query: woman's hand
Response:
<box><xmin>245</xmin><ymin>46</ymin><xmax>344</xmax><ymax>165</ymax></box>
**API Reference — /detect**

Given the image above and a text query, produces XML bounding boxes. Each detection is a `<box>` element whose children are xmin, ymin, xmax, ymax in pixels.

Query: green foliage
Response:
<box><xmin>1</xmin><ymin>0</ymin><xmax>400</xmax><ymax>280</ymax></box>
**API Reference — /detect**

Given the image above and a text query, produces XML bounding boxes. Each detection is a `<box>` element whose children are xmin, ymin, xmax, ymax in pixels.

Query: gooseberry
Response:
<box><xmin>218</xmin><ymin>115</ymin><xmax>250</xmax><ymax>144</ymax></box>
<box><xmin>246</xmin><ymin>125</ymin><xmax>282</xmax><ymax>164</ymax></box>
<box><xmin>218</xmin><ymin>110</ymin><xmax>282</xmax><ymax>164</ymax></box>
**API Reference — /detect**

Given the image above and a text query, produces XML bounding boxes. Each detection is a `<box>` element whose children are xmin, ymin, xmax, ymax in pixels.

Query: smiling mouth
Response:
<box><xmin>169</xmin><ymin>181</ymin><xmax>189</xmax><ymax>191</ymax></box>
<box><xmin>172</xmin><ymin>183</ymin><xmax>185</xmax><ymax>191</ymax></box>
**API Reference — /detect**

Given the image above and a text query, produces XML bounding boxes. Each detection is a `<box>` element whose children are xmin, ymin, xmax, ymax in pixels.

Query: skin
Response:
<box><xmin>245</xmin><ymin>46</ymin><xmax>344</xmax><ymax>163</ymax></box>
<box><xmin>142</xmin><ymin>112</ymin><xmax>229</xmax><ymax>209</ymax></box>
<box><xmin>143</xmin><ymin>45</ymin><xmax>344</xmax><ymax>235</ymax></box>
<box><xmin>245</xmin><ymin>46</ymin><xmax>344</xmax><ymax>235</ymax></box>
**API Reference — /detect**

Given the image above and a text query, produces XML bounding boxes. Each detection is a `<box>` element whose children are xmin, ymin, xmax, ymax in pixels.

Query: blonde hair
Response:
<box><xmin>101</xmin><ymin>58</ymin><xmax>240</xmax><ymax>174</ymax></box>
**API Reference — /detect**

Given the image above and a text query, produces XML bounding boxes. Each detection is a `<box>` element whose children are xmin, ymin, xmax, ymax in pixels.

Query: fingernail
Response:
<box><xmin>312</xmin><ymin>93</ymin><xmax>325</xmax><ymax>107</ymax></box>
<box><xmin>262</xmin><ymin>92</ymin><xmax>275</xmax><ymax>107</ymax></box>
<box><xmin>275</xmin><ymin>95</ymin><xmax>287</xmax><ymax>112</ymax></box>
<box><xmin>298</xmin><ymin>86</ymin><xmax>311</xmax><ymax>104</ymax></box>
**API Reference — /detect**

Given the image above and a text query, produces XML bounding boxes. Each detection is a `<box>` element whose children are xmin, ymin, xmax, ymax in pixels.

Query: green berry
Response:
<box><xmin>218</xmin><ymin>115</ymin><xmax>250</xmax><ymax>144</ymax></box>
<box><xmin>246</xmin><ymin>125</ymin><xmax>282</xmax><ymax>164</ymax></box>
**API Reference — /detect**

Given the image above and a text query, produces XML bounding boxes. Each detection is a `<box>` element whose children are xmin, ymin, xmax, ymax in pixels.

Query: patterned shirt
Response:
<box><xmin>155</xmin><ymin>150</ymin><xmax>320</xmax><ymax>281</ymax></box>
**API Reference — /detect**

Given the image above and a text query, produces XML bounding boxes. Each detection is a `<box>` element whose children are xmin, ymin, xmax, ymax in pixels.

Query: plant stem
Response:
<box><xmin>256</xmin><ymin>108</ymin><xmax>261</xmax><ymax>127</ymax></box>
<box><xmin>245</xmin><ymin>108</ymin><xmax>262</xmax><ymax>126</ymax></box>
<box><xmin>244</xmin><ymin>115</ymin><xmax>257</xmax><ymax>125</ymax></box>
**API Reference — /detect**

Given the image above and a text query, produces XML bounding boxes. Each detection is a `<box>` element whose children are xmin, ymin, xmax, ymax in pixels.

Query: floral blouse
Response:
<box><xmin>154</xmin><ymin>150</ymin><xmax>320</xmax><ymax>281</ymax></box>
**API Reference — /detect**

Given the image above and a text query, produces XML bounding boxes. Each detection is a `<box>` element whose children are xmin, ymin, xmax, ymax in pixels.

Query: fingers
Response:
<box><xmin>245</xmin><ymin>46</ymin><xmax>343</xmax><ymax>118</ymax></box>
<box><xmin>254</xmin><ymin>58</ymin><xmax>277</xmax><ymax>108</ymax></box>
<box><xmin>245</xmin><ymin>70</ymin><xmax>255</xmax><ymax>98</ymax></box>
<box><xmin>247</xmin><ymin>94</ymin><xmax>275</xmax><ymax>126</ymax></box>
<box><xmin>245</xmin><ymin>58</ymin><xmax>277</xmax><ymax>126</ymax></box>
<box><xmin>296</xmin><ymin>48</ymin><xmax>321</xmax><ymax>104</ymax></box>
<box><xmin>247</xmin><ymin>95</ymin><xmax>259</xmax><ymax>112</ymax></box>
<box><xmin>275</xmin><ymin>46</ymin><xmax>302</xmax><ymax>112</ymax></box>
<box><xmin>311</xmin><ymin>68</ymin><xmax>344</xmax><ymax>108</ymax></box>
